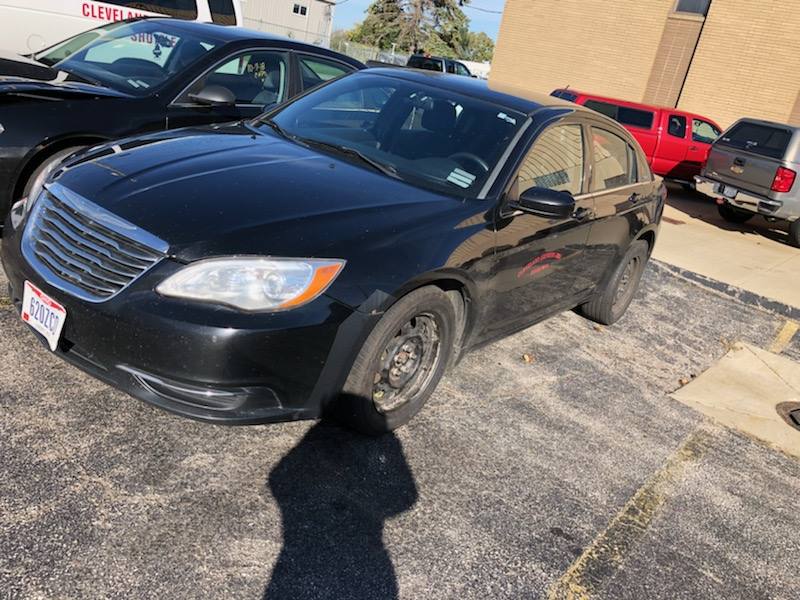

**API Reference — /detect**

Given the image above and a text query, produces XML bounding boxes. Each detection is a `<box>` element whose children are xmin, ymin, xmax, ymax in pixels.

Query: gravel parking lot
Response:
<box><xmin>1</xmin><ymin>261</ymin><xmax>799</xmax><ymax>600</ymax></box>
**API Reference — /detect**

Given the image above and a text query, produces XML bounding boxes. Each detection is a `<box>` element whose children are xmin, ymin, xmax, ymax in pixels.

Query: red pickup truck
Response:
<box><xmin>551</xmin><ymin>89</ymin><xmax>722</xmax><ymax>183</ymax></box>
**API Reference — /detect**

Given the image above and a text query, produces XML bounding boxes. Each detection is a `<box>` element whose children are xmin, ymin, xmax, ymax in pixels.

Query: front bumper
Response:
<box><xmin>1</xmin><ymin>220</ymin><xmax>378</xmax><ymax>424</ymax></box>
<box><xmin>694</xmin><ymin>175</ymin><xmax>796</xmax><ymax>221</ymax></box>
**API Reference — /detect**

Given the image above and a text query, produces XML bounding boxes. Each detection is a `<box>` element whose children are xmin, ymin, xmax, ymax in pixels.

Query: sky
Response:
<box><xmin>332</xmin><ymin>0</ymin><xmax>507</xmax><ymax>41</ymax></box>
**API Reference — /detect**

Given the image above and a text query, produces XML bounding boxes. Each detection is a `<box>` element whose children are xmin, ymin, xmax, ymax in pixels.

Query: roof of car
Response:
<box><xmin>365</xmin><ymin>68</ymin><xmax>579</xmax><ymax>115</ymax></box>
<box><xmin>135</xmin><ymin>18</ymin><xmax>340</xmax><ymax>49</ymax></box>
<box><xmin>554</xmin><ymin>88</ymin><xmax>720</xmax><ymax>122</ymax></box>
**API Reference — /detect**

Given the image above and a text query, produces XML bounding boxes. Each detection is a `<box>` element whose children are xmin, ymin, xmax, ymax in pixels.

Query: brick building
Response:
<box><xmin>490</xmin><ymin>0</ymin><xmax>800</xmax><ymax>128</ymax></box>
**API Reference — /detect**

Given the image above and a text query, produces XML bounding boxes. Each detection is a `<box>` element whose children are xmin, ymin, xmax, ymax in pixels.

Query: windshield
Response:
<box><xmin>51</xmin><ymin>21</ymin><xmax>221</xmax><ymax>95</ymax></box>
<box><xmin>34</xmin><ymin>21</ymin><xmax>129</xmax><ymax>66</ymax></box>
<box><xmin>259</xmin><ymin>74</ymin><xmax>526</xmax><ymax>198</ymax></box>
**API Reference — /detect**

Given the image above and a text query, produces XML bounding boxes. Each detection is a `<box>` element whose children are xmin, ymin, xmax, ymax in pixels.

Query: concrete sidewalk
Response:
<box><xmin>653</xmin><ymin>184</ymin><xmax>800</xmax><ymax>310</ymax></box>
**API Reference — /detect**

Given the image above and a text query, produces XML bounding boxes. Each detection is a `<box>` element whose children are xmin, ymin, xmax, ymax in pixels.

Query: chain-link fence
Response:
<box><xmin>330</xmin><ymin>39</ymin><xmax>409</xmax><ymax>65</ymax></box>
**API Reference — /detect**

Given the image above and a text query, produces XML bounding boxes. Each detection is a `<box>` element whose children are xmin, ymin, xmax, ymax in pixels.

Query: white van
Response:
<box><xmin>0</xmin><ymin>0</ymin><xmax>243</xmax><ymax>54</ymax></box>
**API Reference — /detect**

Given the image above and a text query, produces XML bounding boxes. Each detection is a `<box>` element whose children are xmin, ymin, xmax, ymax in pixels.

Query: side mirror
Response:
<box><xmin>513</xmin><ymin>187</ymin><xmax>575</xmax><ymax>219</ymax></box>
<box><xmin>188</xmin><ymin>85</ymin><xmax>235</xmax><ymax>106</ymax></box>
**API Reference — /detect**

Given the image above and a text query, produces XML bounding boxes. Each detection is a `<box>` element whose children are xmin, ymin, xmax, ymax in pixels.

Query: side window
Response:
<box><xmin>692</xmin><ymin>119</ymin><xmax>720</xmax><ymax>144</ymax></box>
<box><xmin>591</xmin><ymin>128</ymin><xmax>637</xmax><ymax>192</ymax></box>
<box><xmin>583</xmin><ymin>99</ymin><xmax>618</xmax><ymax>120</ymax></box>
<box><xmin>184</xmin><ymin>51</ymin><xmax>288</xmax><ymax>106</ymax></box>
<box><xmin>445</xmin><ymin>61</ymin><xmax>456</xmax><ymax>74</ymax></box>
<box><xmin>95</xmin><ymin>0</ymin><xmax>198</xmax><ymax>19</ymax></box>
<box><xmin>455</xmin><ymin>63</ymin><xmax>470</xmax><ymax>76</ymax></box>
<box><xmin>209</xmin><ymin>0</ymin><xmax>236</xmax><ymax>25</ymax></box>
<box><xmin>518</xmin><ymin>124</ymin><xmax>584</xmax><ymax>196</ymax></box>
<box><xmin>667</xmin><ymin>114</ymin><xmax>687</xmax><ymax>138</ymax></box>
<box><xmin>299</xmin><ymin>56</ymin><xmax>353</xmax><ymax>90</ymax></box>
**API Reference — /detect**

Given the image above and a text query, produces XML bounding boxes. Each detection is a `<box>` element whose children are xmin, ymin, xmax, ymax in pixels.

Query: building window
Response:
<box><xmin>293</xmin><ymin>4</ymin><xmax>308</xmax><ymax>16</ymax></box>
<box><xmin>674</xmin><ymin>0</ymin><xmax>711</xmax><ymax>16</ymax></box>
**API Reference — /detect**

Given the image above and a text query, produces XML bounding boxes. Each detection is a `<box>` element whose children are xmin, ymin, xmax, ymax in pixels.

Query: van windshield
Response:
<box><xmin>718</xmin><ymin>122</ymin><xmax>792</xmax><ymax>159</ymax></box>
<box><xmin>51</xmin><ymin>21</ymin><xmax>221</xmax><ymax>95</ymax></box>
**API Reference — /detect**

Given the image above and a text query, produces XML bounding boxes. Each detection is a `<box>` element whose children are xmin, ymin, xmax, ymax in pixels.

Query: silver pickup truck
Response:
<box><xmin>695</xmin><ymin>118</ymin><xmax>800</xmax><ymax>247</ymax></box>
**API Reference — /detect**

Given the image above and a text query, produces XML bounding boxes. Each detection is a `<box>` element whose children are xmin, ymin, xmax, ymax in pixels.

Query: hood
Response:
<box><xmin>0</xmin><ymin>49</ymin><xmax>129</xmax><ymax>98</ymax></box>
<box><xmin>50</xmin><ymin>124</ymin><xmax>460</xmax><ymax>260</ymax></box>
<box><xmin>0</xmin><ymin>50</ymin><xmax>60</xmax><ymax>81</ymax></box>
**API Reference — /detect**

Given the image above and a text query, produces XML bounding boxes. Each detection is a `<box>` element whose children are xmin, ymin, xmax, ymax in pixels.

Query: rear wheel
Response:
<box><xmin>579</xmin><ymin>240</ymin><xmax>649</xmax><ymax>326</ymax></box>
<box><xmin>789</xmin><ymin>219</ymin><xmax>800</xmax><ymax>248</ymax></box>
<box><xmin>717</xmin><ymin>202</ymin><xmax>754</xmax><ymax>224</ymax></box>
<box><xmin>337</xmin><ymin>286</ymin><xmax>456</xmax><ymax>435</ymax></box>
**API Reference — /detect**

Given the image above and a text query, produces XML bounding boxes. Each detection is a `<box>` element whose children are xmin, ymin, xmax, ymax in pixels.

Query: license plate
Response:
<box><xmin>718</xmin><ymin>184</ymin><xmax>738</xmax><ymax>199</ymax></box>
<box><xmin>21</xmin><ymin>281</ymin><xmax>66</xmax><ymax>352</ymax></box>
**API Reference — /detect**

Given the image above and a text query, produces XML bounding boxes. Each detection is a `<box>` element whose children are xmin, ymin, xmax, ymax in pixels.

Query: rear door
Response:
<box><xmin>705</xmin><ymin>121</ymin><xmax>793</xmax><ymax>196</ymax></box>
<box><xmin>583</xmin><ymin>123</ymin><xmax>653</xmax><ymax>286</ymax></box>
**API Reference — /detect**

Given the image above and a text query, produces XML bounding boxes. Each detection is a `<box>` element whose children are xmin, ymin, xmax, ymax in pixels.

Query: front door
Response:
<box><xmin>655</xmin><ymin>112</ymin><xmax>690</xmax><ymax>179</ymax></box>
<box><xmin>167</xmin><ymin>50</ymin><xmax>292</xmax><ymax>129</ymax></box>
<box><xmin>487</xmin><ymin>121</ymin><xmax>594</xmax><ymax>337</ymax></box>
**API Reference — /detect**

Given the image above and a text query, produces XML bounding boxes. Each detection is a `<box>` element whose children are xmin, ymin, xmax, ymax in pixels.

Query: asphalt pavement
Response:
<box><xmin>1</xmin><ymin>261</ymin><xmax>799</xmax><ymax>600</ymax></box>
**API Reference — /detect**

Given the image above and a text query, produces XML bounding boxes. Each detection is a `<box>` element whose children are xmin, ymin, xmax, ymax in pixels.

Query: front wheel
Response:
<box><xmin>336</xmin><ymin>286</ymin><xmax>456</xmax><ymax>435</ymax></box>
<box><xmin>579</xmin><ymin>240</ymin><xmax>649</xmax><ymax>325</ymax></box>
<box><xmin>717</xmin><ymin>202</ymin><xmax>753</xmax><ymax>224</ymax></box>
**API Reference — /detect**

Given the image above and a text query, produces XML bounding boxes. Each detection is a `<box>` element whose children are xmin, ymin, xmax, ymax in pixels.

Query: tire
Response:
<box><xmin>717</xmin><ymin>202</ymin><xmax>753</xmax><ymax>224</ymax></box>
<box><xmin>789</xmin><ymin>219</ymin><xmax>800</xmax><ymax>248</ymax></box>
<box><xmin>20</xmin><ymin>146</ymin><xmax>85</xmax><ymax>203</ymax></box>
<box><xmin>580</xmin><ymin>240</ymin><xmax>649</xmax><ymax>326</ymax></box>
<box><xmin>336</xmin><ymin>286</ymin><xmax>456</xmax><ymax>435</ymax></box>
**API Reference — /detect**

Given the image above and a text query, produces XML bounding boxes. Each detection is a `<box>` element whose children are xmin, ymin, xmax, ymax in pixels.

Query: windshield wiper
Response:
<box><xmin>299</xmin><ymin>138</ymin><xmax>402</xmax><ymax>180</ymax></box>
<box><xmin>259</xmin><ymin>118</ymin><xmax>294</xmax><ymax>141</ymax></box>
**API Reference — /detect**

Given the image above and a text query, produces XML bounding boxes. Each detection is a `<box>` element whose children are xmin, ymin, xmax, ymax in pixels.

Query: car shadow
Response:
<box><xmin>665</xmin><ymin>183</ymin><xmax>792</xmax><ymax>246</ymax></box>
<box><xmin>263</xmin><ymin>420</ymin><xmax>418</xmax><ymax>600</ymax></box>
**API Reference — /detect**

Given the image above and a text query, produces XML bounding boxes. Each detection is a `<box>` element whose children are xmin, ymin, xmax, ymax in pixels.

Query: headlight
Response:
<box><xmin>156</xmin><ymin>257</ymin><xmax>345</xmax><ymax>312</ymax></box>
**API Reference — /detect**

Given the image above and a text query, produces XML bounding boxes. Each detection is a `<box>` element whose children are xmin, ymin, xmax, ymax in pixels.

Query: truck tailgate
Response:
<box><xmin>705</xmin><ymin>145</ymin><xmax>778</xmax><ymax>197</ymax></box>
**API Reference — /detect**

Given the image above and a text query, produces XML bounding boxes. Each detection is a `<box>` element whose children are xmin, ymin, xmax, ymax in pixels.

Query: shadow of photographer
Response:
<box><xmin>263</xmin><ymin>421</ymin><xmax>418</xmax><ymax>599</ymax></box>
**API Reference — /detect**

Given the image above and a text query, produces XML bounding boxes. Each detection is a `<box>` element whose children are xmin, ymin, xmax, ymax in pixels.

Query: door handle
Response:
<box><xmin>628</xmin><ymin>193</ymin><xmax>641</xmax><ymax>204</ymax></box>
<box><xmin>573</xmin><ymin>207</ymin><xmax>593</xmax><ymax>222</ymax></box>
<box><xmin>689</xmin><ymin>145</ymin><xmax>699</xmax><ymax>151</ymax></box>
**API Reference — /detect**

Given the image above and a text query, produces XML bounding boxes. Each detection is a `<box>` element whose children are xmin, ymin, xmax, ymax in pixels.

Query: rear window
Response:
<box><xmin>584</xmin><ymin>99</ymin><xmax>654</xmax><ymax>130</ymax></box>
<box><xmin>718</xmin><ymin>122</ymin><xmax>792</xmax><ymax>159</ymax></box>
<box><xmin>551</xmin><ymin>90</ymin><xmax>578</xmax><ymax>103</ymax></box>
<box><xmin>407</xmin><ymin>56</ymin><xmax>443</xmax><ymax>72</ymax></box>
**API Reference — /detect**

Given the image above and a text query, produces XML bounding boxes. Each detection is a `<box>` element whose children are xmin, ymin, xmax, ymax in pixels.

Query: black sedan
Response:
<box><xmin>0</xmin><ymin>18</ymin><xmax>362</xmax><ymax>229</ymax></box>
<box><xmin>1</xmin><ymin>68</ymin><xmax>665</xmax><ymax>434</ymax></box>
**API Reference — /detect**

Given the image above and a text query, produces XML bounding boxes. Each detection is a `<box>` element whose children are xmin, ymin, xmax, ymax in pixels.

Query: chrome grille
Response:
<box><xmin>22</xmin><ymin>183</ymin><xmax>168</xmax><ymax>302</ymax></box>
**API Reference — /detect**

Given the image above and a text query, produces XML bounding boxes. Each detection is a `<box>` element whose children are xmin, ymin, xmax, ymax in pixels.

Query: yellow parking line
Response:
<box><xmin>547</xmin><ymin>428</ymin><xmax>715</xmax><ymax>600</ymax></box>
<box><xmin>769</xmin><ymin>320</ymin><xmax>799</xmax><ymax>354</ymax></box>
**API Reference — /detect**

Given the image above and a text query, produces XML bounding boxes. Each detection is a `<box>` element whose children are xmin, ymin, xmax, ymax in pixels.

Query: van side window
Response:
<box><xmin>591</xmin><ymin>129</ymin><xmax>637</xmax><ymax>192</ymax></box>
<box><xmin>583</xmin><ymin>100</ymin><xmax>654</xmax><ymax>129</ymax></box>
<box><xmin>691</xmin><ymin>119</ymin><xmax>720</xmax><ymax>144</ymax></box>
<box><xmin>96</xmin><ymin>0</ymin><xmax>198</xmax><ymax>20</ymax></box>
<box><xmin>667</xmin><ymin>115</ymin><xmax>687</xmax><ymax>138</ymax></box>
<box><xmin>209</xmin><ymin>0</ymin><xmax>237</xmax><ymax>25</ymax></box>
<box><xmin>518</xmin><ymin>125</ymin><xmax>584</xmax><ymax>196</ymax></box>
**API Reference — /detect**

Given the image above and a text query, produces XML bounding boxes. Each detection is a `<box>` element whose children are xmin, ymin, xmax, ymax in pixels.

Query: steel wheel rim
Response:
<box><xmin>613</xmin><ymin>256</ymin><xmax>639</xmax><ymax>308</ymax></box>
<box><xmin>372</xmin><ymin>313</ymin><xmax>441</xmax><ymax>413</ymax></box>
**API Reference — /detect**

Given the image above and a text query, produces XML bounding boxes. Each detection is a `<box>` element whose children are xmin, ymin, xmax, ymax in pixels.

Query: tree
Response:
<box><xmin>463</xmin><ymin>31</ymin><xmax>494</xmax><ymax>62</ymax></box>
<box><xmin>349</xmin><ymin>0</ymin><xmax>404</xmax><ymax>50</ymax></box>
<box><xmin>348</xmin><ymin>0</ymin><xmax>477</xmax><ymax>59</ymax></box>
